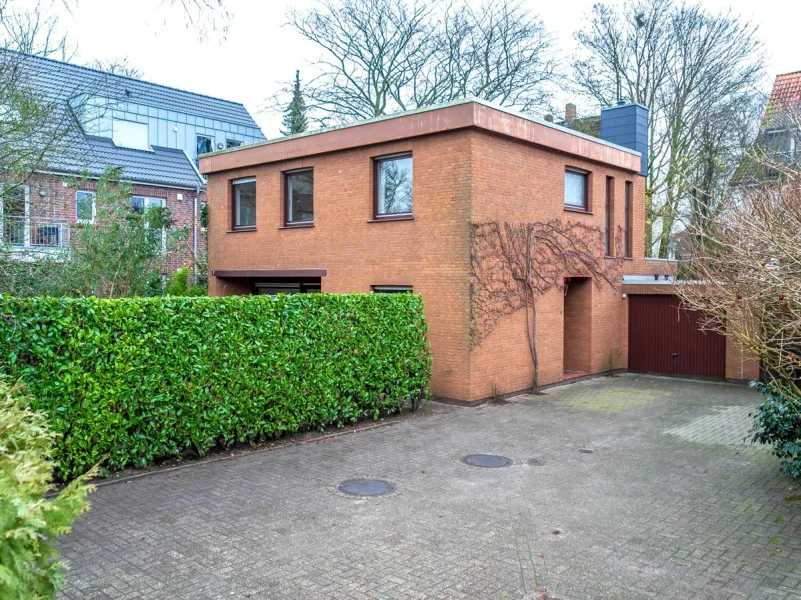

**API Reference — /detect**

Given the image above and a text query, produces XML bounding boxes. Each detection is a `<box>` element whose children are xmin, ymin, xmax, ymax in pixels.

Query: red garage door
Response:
<box><xmin>628</xmin><ymin>295</ymin><xmax>726</xmax><ymax>378</ymax></box>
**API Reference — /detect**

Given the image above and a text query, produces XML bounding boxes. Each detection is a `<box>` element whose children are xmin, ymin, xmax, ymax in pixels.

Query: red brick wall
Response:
<box><xmin>467</xmin><ymin>131</ymin><xmax>637</xmax><ymax>399</ymax></box>
<box><xmin>206</xmin><ymin>130</ymin><xmax>474</xmax><ymax>400</ymax></box>
<box><xmin>206</xmin><ymin>128</ymin><xmax>643</xmax><ymax>401</ymax></box>
<box><xmin>22</xmin><ymin>173</ymin><xmax>206</xmax><ymax>278</ymax></box>
<box><xmin>564</xmin><ymin>278</ymin><xmax>593</xmax><ymax>373</ymax></box>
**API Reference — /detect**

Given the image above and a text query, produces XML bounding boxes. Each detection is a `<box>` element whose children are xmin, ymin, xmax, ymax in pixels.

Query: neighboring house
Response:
<box><xmin>735</xmin><ymin>70</ymin><xmax>801</xmax><ymax>185</ymax></box>
<box><xmin>199</xmin><ymin>98</ymin><xmax>755</xmax><ymax>403</ymax></box>
<box><xmin>0</xmin><ymin>51</ymin><xmax>264</xmax><ymax>278</ymax></box>
<box><xmin>550</xmin><ymin>102</ymin><xmax>601</xmax><ymax>137</ymax></box>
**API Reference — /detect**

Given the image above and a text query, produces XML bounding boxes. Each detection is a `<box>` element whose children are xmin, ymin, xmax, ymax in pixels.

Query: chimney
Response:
<box><xmin>565</xmin><ymin>103</ymin><xmax>577</xmax><ymax>122</ymax></box>
<box><xmin>600</xmin><ymin>101</ymin><xmax>649</xmax><ymax>176</ymax></box>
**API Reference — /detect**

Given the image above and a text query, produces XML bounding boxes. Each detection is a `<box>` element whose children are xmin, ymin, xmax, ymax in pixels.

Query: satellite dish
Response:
<box><xmin>216</xmin><ymin>142</ymin><xmax>224</xmax><ymax>150</ymax></box>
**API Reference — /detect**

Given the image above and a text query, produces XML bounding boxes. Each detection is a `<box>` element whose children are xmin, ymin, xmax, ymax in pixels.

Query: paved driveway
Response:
<box><xmin>58</xmin><ymin>376</ymin><xmax>801</xmax><ymax>599</ymax></box>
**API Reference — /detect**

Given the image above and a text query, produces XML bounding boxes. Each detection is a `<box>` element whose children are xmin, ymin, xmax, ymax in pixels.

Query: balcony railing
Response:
<box><xmin>1</xmin><ymin>216</ymin><xmax>71</xmax><ymax>250</ymax></box>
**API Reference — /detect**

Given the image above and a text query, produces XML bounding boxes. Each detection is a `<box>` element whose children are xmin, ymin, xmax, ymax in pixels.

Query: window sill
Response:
<box><xmin>279</xmin><ymin>222</ymin><xmax>314</xmax><ymax>229</ymax></box>
<box><xmin>564</xmin><ymin>206</ymin><xmax>592</xmax><ymax>215</ymax></box>
<box><xmin>226</xmin><ymin>227</ymin><xmax>257</xmax><ymax>233</ymax></box>
<box><xmin>367</xmin><ymin>214</ymin><xmax>414</xmax><ymax>223</ymax></box>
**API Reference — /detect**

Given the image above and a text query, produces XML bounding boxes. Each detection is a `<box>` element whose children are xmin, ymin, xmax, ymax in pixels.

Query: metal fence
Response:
<box><xmin>1</xmin><ymin>216</ymin><xmax>71</xmax><ymax>249</ymax></box>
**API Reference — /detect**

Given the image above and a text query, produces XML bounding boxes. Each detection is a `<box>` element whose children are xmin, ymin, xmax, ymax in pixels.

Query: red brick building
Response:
<box><xmin>0</xmin><ymin>52</ymin><xmax>264</xmax><ymax>280</ymax></box>
<box><xmin>200</xmin><ymin>99</ymin><xmax>755</xmax><ymax>402</ymax></box>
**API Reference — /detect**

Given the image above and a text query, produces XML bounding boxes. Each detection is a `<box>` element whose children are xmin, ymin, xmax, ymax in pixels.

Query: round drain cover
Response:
<box><xmin>337</xmin><ymin>478</ymin><xmax>395</xmax><ymax>497</ymax></box>
<box><xmin>463</xmin><ymin>454</ymin><xmax>512</xmax><ymax>468</ymax></box>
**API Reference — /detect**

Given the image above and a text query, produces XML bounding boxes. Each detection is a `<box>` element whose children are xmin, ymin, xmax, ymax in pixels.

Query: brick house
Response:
<box><xmin>200</xmin><ymin>98</ymin><xmax>754</xmax><ymax>402</ymax></box>
<box><xmin>0</xmin><ymin>51</ymin><xmax>264</xmax><ymax>280</ymax></box>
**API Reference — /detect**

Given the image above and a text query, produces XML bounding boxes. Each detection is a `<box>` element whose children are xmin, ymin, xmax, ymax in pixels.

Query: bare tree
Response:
<box><xmin>0</xmin><ymin>0</ymin><xmax>73</xmax><ymax>58</ymax></box>
<box><xmin>87</xmin><ymin>57</ymin><xmax>144</xmax><ymax>79</ymax></box>
<box><xmin>276</xmin><ymin>0</ymin><xmax>557</xmax><ymax>126</ymax></box>
<box><xmin>678</xmin><ymin>107</ymin><xmax>801</xmax><ymax>398</ymax></box>
<box><xmin>162</xmin><ymin>0</ymin><xmax>230</xmax><ymax>41</ymax></box>
<box><xmin>471</xmin><ymin>220</ymin><xmax>622</xmax><ymax>394</ymax></box>
<box><xmin>572</xmin><ymin>0</ymin><xmax>765</xmax><ymax>257</ymax></box>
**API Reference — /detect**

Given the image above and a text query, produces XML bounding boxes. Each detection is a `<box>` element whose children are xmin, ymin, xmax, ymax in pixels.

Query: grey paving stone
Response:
<box><xmin>58</xmin><ymin>375</ymin><xmax>801</xmax><ymax>599</ymax></box>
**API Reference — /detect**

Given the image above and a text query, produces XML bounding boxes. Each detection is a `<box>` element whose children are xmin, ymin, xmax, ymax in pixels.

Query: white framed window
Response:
<box><xmin>131</xmin><ymin>195</ymin><xmax>167</xmax><ymax>252</ymax></box>
<box><xmin>0</xmin><ymin>184</ymin><xmax>29</xmax><ymax>247</ymax></box>
<box><xmin>112</xmin><ymin>119</ymin><xmax>149</xmax><ymax>150</ymax></box>
<box><xmin>76</xmin><ymin>190</ymin><xmax>96</xmax><ymax>223</ymax></box>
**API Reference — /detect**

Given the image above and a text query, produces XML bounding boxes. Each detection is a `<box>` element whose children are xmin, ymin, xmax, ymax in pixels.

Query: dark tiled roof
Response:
<box><xmin>7</xmin><ymin>50</ymin><xmax>260</xmax><ymax>128</ymax></box>
<box><xmin>49</xmin><ymin>135</ymin><xmax>204</xmax><ymax>189</ymax></box>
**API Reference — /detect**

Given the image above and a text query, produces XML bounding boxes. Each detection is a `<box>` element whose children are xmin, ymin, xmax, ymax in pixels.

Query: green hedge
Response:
<box><xmin>0</xmin><ymin>294</ymin><xmax>431</xmax><ymax>478</ymax></box>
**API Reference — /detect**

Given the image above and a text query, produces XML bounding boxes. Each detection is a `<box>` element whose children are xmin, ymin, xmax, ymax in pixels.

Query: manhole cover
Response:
<box><xmin>578</xmin><ymin>448</ymin><xmax>594</xmax><ymax>454</ymax></box>
<box><xmin>463</xmin><ymin>454</ymin><xmax>512</xmax><ymax>468</ymax></box>
<box><xmin>337</xmin><ymin>478</ymin><xmax>395</xmax><ymax>497</ymax></box>
<box><xmin>527</xmin><ymin>458</ymin><xmax>546</xmax><ymax>466</ymax></box>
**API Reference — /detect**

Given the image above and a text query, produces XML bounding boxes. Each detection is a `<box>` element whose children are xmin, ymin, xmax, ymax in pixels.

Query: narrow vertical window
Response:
<box><xmin>605</xmin><ymin>177</ymin><xmax>613</xmax><ymax>256</ymax></box>
<box><xmin>374</xmin><ymin>154</ymin><xmax>413</xmax><ymax>217</ymax></box>
<box><xmin>624</xmin><ymin>181</ymin><xmax>632</xmax><ymax>258</ymax></box>
<box><xmin>284</xmin><ymin>168</ymin><xmax>314</xmax><ymax>225</ymax></box>
<box><xmin>232</xmin><ymin>177</ymin><xmax>256</xmax><ymax>229</ymax></box>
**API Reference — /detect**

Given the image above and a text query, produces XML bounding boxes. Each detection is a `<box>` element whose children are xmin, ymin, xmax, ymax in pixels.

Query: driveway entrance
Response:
<box><xmin>58</xmin><ymin>376</ymin><xmax>799</xmax><ymax>599</ymax></box>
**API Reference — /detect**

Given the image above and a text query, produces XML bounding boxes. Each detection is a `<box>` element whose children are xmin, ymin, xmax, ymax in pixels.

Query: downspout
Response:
<box><xmin>193</xmin><ymin>186</ymin><xmax>200</xmax><ymax>287</ymax></box>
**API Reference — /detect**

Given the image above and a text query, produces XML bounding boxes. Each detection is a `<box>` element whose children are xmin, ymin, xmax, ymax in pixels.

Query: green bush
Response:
<box><xmin>751</xmin><ymin>381</ymin><xmax>801</xmax><ymax>480</ymax></box>
<box><xmin>0</xmin><ymin>294</ymin><xmax>431</xmax><ymax>478</ymax></box>
<box><xmin>0</xmin><ymin>379</ymin><xmax>96</xmax><ymax>599</ymax></box>
<box><xmin>164</xmin><ymin>268</ymin><xmax>206</xmax><ymax>296</ymax></box>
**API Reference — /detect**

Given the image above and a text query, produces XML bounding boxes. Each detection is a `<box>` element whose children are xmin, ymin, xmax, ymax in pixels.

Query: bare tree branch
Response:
<box><xmin>572</xmin><ymin>0</ymin><xmax>765</xmax><ymax>257</ymax></box>
<box><xmin>271</xmin><ymin>0</ymin><xmax>557</xmax><ymax>127</ymax></box>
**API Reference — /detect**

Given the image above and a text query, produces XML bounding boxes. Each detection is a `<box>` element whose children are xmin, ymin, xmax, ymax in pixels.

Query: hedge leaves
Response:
<box><xmin>0</xmin><ymin>294</ymin><xmax>431</xmax><ymax>478</ymax></box>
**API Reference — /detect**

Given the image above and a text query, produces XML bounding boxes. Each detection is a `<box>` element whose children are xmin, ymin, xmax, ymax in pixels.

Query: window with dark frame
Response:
<box><xmin>624</xmin><ymin>181</ymin><xmax>632</xmax><ymax>257</ymax></box>
<box><xmin>196</xmin><ymin>134</ymin><xmax>213</xmax><ymax>167</ymax></box>
<box><xmin>232</xmin><ymin>177</ymin><xmax>256</xmax><ymax>229</ymax></box>
<box><xmin>374</xmin><ymin>153</ymin><xmax>413</xmax><ymax>218</ymax></box>
<box><xmin>372</xmin><ymin>285</ymin><xmax>413</xmax><ymax>293</ymax></box>
<box><xmin>284</xmin><ymin>169</ymin><xmax>314</xmax><ymax>225</ymax></box>
<box><xmin>564</xmin><ymin>169</ymin><xmax>588</xmax><ymax>210</ymax></box>
<box><xmin>226</xmin><ymin>139</ymin><xmax>242</xmax><ymax>149</ymax></box>
<box><xmin>605</xmin><ymin>177</ymin><xmax>613</xmax><ymax>256</ymax></box>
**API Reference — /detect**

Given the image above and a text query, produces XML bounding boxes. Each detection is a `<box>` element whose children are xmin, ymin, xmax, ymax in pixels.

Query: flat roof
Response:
<box><xmin>199</xmin><ymin>97</ymin><xmax>642</xmax><ymax>175</ymax></box>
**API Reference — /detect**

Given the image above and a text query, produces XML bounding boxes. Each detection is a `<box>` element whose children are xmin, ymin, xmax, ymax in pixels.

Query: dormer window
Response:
<box><xmin>112</xmin><ymin>119</ymin><xmax>149</xmax><ymax>150</ymax></box>
<box><xmin>197</xmin><ymin>135</ymin><xmax>213</xmax><ymax>157</ymax></box>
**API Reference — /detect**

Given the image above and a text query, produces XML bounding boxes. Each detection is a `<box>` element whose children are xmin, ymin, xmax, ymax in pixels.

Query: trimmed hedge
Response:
<box><xmin>0</xmin><ymin>294</ymin><xmax>431</xmax><ymax>478</ymax></box>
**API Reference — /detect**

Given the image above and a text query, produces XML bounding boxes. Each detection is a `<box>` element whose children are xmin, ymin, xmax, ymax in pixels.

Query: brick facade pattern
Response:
<box><xmin>206</xmin><ymin>128</ymin><xmax>754</xmax><ymax>401</ymax></box>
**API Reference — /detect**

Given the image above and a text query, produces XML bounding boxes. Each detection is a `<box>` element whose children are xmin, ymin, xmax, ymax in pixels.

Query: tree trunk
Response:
<box><xmin>523</xmin><ymin>285</ymin><xmax>539</xmax><ymax>394</ymax></box>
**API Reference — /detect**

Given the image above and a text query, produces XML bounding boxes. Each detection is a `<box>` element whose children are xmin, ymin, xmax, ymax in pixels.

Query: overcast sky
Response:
<box><xmin>40</xmin><ymin>0</ymin><xmax>801</xmax><ymax>137</ymax></box>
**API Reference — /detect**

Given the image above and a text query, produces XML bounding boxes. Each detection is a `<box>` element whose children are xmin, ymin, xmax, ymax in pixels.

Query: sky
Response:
<box><xmin>32</xmin><ymin>0</ymin><xmax>801</xmax><ymax>138</ymax></box>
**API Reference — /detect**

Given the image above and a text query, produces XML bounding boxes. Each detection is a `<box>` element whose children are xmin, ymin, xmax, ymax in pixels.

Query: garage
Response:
<box><xmin>628</xmin><ymin>294</ymin><xmax>726</xmax><ymax>378</ymax></box>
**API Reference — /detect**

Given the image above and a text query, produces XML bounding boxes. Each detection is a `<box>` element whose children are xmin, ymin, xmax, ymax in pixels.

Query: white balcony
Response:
<box><xmin>1</xmin><ymin>216</ymin><xmax>71</xmax><ymax>260</ymax></box>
